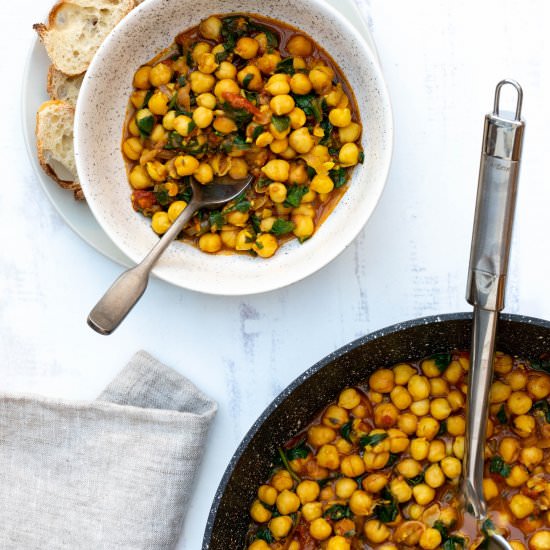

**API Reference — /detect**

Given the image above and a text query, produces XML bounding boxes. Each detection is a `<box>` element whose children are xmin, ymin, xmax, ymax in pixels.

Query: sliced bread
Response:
<box><xmin>47</xmin><ymin>65</ymin><xmax>84</xmax><ymax>106</ymax></box>
<box><xmin>36</xmin><ymin>100</ymin><xmax>83</xmax><ymax>200</ymax></box>
<box><xmin>34</xmin><ymin>0</ymin><xmax>135</xmax><ymax>76</ymax></box>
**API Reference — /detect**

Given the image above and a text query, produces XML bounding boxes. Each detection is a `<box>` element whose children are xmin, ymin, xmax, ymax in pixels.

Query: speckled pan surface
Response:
<box><xmin>74</xmin><ymin>0</ymin><xmax>393</xmax><ymax>295</ymax></box>
<box><xmin>203</xmin><ymin>312</ymin><xmax>550</xmax><ymax>548</ymax></box>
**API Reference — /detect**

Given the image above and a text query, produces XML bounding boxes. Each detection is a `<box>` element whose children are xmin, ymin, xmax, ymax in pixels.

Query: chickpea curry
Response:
<box><xmin>246</xmin><ymin>352</ymin><xmax>550</xmax><ymax>550</ymax></box>
<box><xmin>123</xmin><ymin>14</ymin><xmax>363</xmax><ymax>258</ymax></box>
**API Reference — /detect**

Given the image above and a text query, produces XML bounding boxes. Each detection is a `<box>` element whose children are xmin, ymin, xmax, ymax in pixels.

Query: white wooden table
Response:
<box><xmin>4</xmin><ymin>1</ymin><xmax>550</xmax><ymax>547</ymax></box>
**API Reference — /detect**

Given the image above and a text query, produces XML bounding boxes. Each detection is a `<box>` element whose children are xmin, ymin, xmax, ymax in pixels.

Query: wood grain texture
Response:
<box><xmin>3</xmin><ymin>0</ymin><xmax>550</xmax><ymax>548</ymax></box>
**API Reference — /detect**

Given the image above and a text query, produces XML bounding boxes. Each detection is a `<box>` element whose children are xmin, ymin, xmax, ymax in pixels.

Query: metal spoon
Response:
<box><xmin>87</xmin><ymin>174</ymin><xmax>253</xmax><ymax>335</ymax></box>
<box><xmin>462</xmin><ymin>80</ymin><xmax>525</xmax><ymax>549</ymax></box>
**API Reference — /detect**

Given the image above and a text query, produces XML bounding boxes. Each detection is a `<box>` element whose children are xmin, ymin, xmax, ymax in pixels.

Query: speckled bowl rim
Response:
<box><xmin>202</xmin><ymin>311</ymin><xmax>550</xmax><ymax>547</ymax></box>
<box><xmin>74</xmin><ymin>0</ymin><xmax>394</xmax><ymax>296</ymax></box>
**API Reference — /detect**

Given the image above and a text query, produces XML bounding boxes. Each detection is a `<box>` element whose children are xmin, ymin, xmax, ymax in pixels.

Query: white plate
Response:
<box><xmin>22</xmin><ymin>0</ymin><xmax>381</xmax><ymax>271</ymax></box>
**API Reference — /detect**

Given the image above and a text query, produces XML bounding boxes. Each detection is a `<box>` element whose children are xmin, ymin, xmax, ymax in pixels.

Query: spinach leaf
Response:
<box><xmin>153</xmin><ymin>185</ymin><xmax>171</xmax><ymax>206</ymax></box>
<box><xmin>271</xmin><ymin>115</ymin><xmax>290</xmax><ymax>132</ymax></box>
<box><xmin>275</xmin><ymin>57</ymin><xmax>295</xmax><ymax>75</ymax></box>
<box><xmin>329</xmin><ymin>167</ymin><xmax>347</xmax><ymax>189</ymax></box>
<box><xmin>323</xmin><ymin>504</ymin><xmax>352</xmax><ymax>521</ymax></box>
<box><xmin>406</xmin><ymin>473</ymin><xmax>425</xmax><ymax>486</ymax></box>
<box><xmin>373</xmin><ymin>488</ymin><xmax>398</xmax><ymax>523</ymax></box>
<box><xmin>340</xmin><ymin>420</ymin><xmax>353</xmax><ymax>443</ymax></box>
<box><xmin>250</xmin><ymin>214</ymin><xmax>261</xmax><ymax>234</ymax></box>
<box><xmin>306</xmin><ymin>165</ymin><xmax>317</xmax><ymax>180</ymax></box>
<box><xmin>244</xmin><ymin>90</ymin><xmax>258</xmax><ymax>104</ymax></box>
<box><xmin>496</xmin><ymin>404</ymin><xmax>508</xmax><ymax>424</ymax></box>
<box><xmin>255</xmin><ymin>527</ymin><xmax>274</xmax><ymax>543</ymax></box>
<box><xmin>224</xmin><ymin>192</ymin><xmax>251</xmax><ymax>214</ymax></box>
<box><xmin>252</xmin><ymin>125</ymin><xmax>264</xmax><ymax>141</ymax></box>
<box><xmin>248</xmin><ymin>21</ymin><xmax>279</xmax><ymax>50</ymax></box>
<box><xmin>433</xmin><ymin>521</ymin><xmax>449</xmax><ymax>539</ymax></box>
<box><xmin>430</xmin><ymin>353</ymin><xmax>452</xmax><ymax>372</ymax></box>
<box><xmin>242</xmin><ymin>73</ymin><xmax>254</xmax><ymax>90</ymax></box>
<box><xmin>531</xmin><ymin>358</ymin><xmax>550</xmax><ymax>374</ymax></box>
<box><xmin>286</xmin><ymin>441</ymin><xmax>309</xmax><ymax>460</ymax></box>
<box><xmin>271</xmin><ymin>219</ymin><xmax>295</xmax><ymax>236</ymax></box>
<box><xmin>221</xmin><ymin>102</ymin><xmax>253</xmax><ymax>127</ymax></box>
<box><xmin>221</xmin><ymin>135</ymin><xmax>252</xmax><ymax>153</ymax></box>
<box><xmin>358</xmin><ymin>150</ymin><xmax>365</xmax><ymax>164</ymax></box>
<box><xmin>489</xmin><ymin>455</ymin><xmax>511</xmax><ymax>478</ymax></box>
<box><xmin>292</xmin><ymin>94</ymin><xmax>322</xmax><ymax>122</ymax></box>
<box><xmin>319</xmin><ymin>118</ymin><xmax>333</xmax><ymax>145</ymax></box>
<box><xmin>481</xmin><ymin>518</ymin><xmax>496</xmax><ymax>538</ymax></box>
<box><xmin>142</xmin><ymin>89</ymin><xmax>154</xmax><ymax>109</ymax></box>
<box><xmin>164</xmin><ymin>131</ymin><xmax>183</xmax><ymax>150</ymax></box>
<box><xmin>386</xmin><ymin>452</ymin><xmax>399</xmax><ymax>467</ymax></box>
<box><xmin>276</xmin><ymin>448</ymin><xmax>300</xmax><ymax>483</ymax></box>
<box><xmin>256</xmin><ymin>176</ymin><xmax>273</xmax><ymax>189</ymax></box>
<box><xmin>136</xmin><ymin>111</ymin><xmax>154</xmax><ymax>136</ymax></box>
<box><xmin>437</xmin><ymin>420</ymin><xmax>447</xmax><ymax>437</ymax></box>
<box><xmin>209</xmin><ymin>211</ymin><xmax>225</xmax><ymax>230</ymax></box>
<box><xmin>533</xmin><ymin>400</ymin><xmax>550</xmax><ymax>422</ymax></box>
<box><xmin>180</xmin><ymin>138</ymin><xmax>207</xmax><ymax>155</ymax></box>
<box><xmin>443</xmin><ymin>537</ymin><xmax>466</xmax><ymax>550</ymax></box>
<box><xmin>359</xmin><ymin>432</ymin><xmax>388</xmax><ymax>448</ymax></box>
<box><xmin>284</xmin><ymin>185</ymin><xmax>309</xmax><ymax>208</ymax></box>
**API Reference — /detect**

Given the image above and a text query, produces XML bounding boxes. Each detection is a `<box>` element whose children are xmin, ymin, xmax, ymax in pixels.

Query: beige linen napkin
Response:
<box><xmin>0</xmin><ymin>351</ymin><xmax>217</xmax><ymax>549</ymax></box>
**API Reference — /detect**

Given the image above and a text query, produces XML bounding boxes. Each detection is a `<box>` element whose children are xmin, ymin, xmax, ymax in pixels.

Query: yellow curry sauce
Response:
<box><xmin>246</xmin><ymin>352</ymin><xmax>550</xmax><ymax>550</ymax></box>
<box><xmin>122</xmin><ymin>14</ymin><xmax>362</xmax><ymax>258</ymax></box>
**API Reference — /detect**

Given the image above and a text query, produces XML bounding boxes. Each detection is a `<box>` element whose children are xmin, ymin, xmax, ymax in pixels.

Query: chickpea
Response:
<box><xmin>220</xmin><ymin>229</ymin><xmax>238</xmax><ymax>249</ymax></box>
<box><xmin>128</xmin><ymin>116</ymin><xmax>140</xmax><ymax>137</ymax></box>
<box><xmin>443</xmin><ymin>361</ymin><xmax>463</xmax><ymax>383</ymax></box>
<box><xmin>369</xmin><ymin>369</ymin><xmax>395</xmax><ymax>393</ymax></box>
<box><xmin>265</xmin><ymin>74</ymin><xmax>291</xmax><ymax>96</ymax></box>
<box><xmin>237</xmin><ymin>66</ymin><xmax>263</xmax><ymax>91</ymax></box>
<box><xmin>440</xmin><ymin>456</ymin><xmax>461</xmax><ymax>478</ymax></box>
<box><xmin>349</xmin><ymin>490</ymin><xmax>373</xmax><ymax>515</ymax></box>
<box><xmin>483</xmin><ymin>478</ymin><xmax>499</xmax><ymax>501</ymax></box>
<box><xmin>507</xmin><ymin>391</ymin><xmax>533</xmax><ymax>415</ymax></box>
<box><xmin>351</xmin><ymin>402</ymin><xmax>368</xmax><ymax>418</ymax></box>
<box><xmin>253</xmin><ymin>233</ymin><xmax>279</xmax><ymax>258</ymax></box>
<box><xmin>412</xmin><ymin>484</ymin><xmax>435</xmax><ymax>506</ymax></box>
<box><xmin>151</xmin><ymin>211</ymin><xmax>171</xmax><ymax>234</ymax></box>
<box><xmin>269</xmin><ymin>515</ymin><xmax>292</xmax><ymax>539</ymax></box>
<box><xmin>506</xmin><ymin>370</ymin><xmax>528</xmax><ymax>390</ymax></box>
<box><xmin>269</xmin><ymin>138</ymin><xmax>288</xmax><ymax>154</ymax></box>
<box><xmin>509</xmin><ymin>494</ymin><xmax>535</xmax><ymax>519</ymax></box>
<box><xmin>213</xmin><ymin>116</ymin><xmax>237</xmax><ymax>134</ymax></box>
<box><xmin>428</xmin><ymin>398</ymin><xmax>451</xmax><ymax>421</ymax></box>
<box><xmin>213</xmin><ymin>78</ymin><xmax>239</xmax><ymax>100</ymax></box>
<box><xmin>422</xmin><ymin>464</ymin><xmax>444</xmax><ymax>488</ymax></box>
<box><xmin>514</xmin><ymin>414</ymin><xmax>536</xmax><ymax>437</ymax></box>
<box><xmin>453</xmin><ymin>436</ymin><xmax>465</xmax><ymax>459</ymax></box>
<box><xmin>193</xmin><ymin>162</ymin><xmax>214</xmax><ymax>185</ymax></box>
<box><xmin>302</xmin><ymin>501</ymin><xmax>322</xmax><ymax>521</ymax></box>
<box><xmin>227</xmin><ymin>158</ymin><xmax>247</xmax><ymax>180</ymax></box>
<box><xmin>327</xmin><ymin>536</ymin><xmax>350</xmax><ymax>550</ymax></box>
<box><xmin>364</xmin><ymin>520</ymin><xmax>390</xmax><ymax>544</ymax></box>
<box><xmin>290</xmin><ymin>73</ymin><xmax>313</xmax><ymax>95</ymax></box>
<box><xmin>506</xmin><ymin>465</ymin><xmax>530</xmax><ymax>487</ymax></box>
<box><xmin>309</xmin><ymin>67</ymin><xmax>332</xmax><ymax>94</ymax></box>
<box><xmin>198</xmin><ymin>233</ymin><xmax>222</xmax><ymax>253</ymax></box>
<box><xmin>386</xmin><ymin>386</ymin><xmax>411</xmax><ymax>411</ymax></box>
<box><xmin>295</xmin><ymin>480</ymin><xmax>320</xmax><ymax>505</ymax></box>
<box><xmin>256</xmin><ymin>52</ymin><xmax>282</xmax><ymax>74</ymax></box>
<box><xmin>167</xmin><ymin>201</ymin><xmax>187</xmax><ymax>222</ymax></box>
<box><xmin>490</xmin><ymin>381</ymin><xmax>512</xmax><ymax>403</ymax></box>
<box><xmin>149</xmin><ymin>62</ymin><xmax>173</xmax><ymax>87</ymax></box>
<box><xmin>308</xmin><ymin>425</ymin><xmax>336</xmax><ymax>447</ymax></box>
<box><xmin>199</xmin><ymin>15</ymin><xmax>222</xmax><ymax>40</ymax></box>
<box><xmin>373</xmin><ymin>403</ymin><xmax>399</xmax><ymax>428</ymax></box>
<box><xmin>309</xmin><ymin>174</ymin><xmax>333</xmax><ymax>194</ymax></box>
<box><xmin>446</xmin><ymin>415</ymin><xmax>465</xmax><ymax>436</ymax></box>
<box><xmin>398</xmin><ymin>413</ymin><xmax>418</xmax><ymax>435</ymax></box>
<box><xmin>447</xmin><ymin>389</ymin><xmax>465</xmax><ymax>411</ymax></box>
<box><xmin>363</xmin><ymin>451</ymin><xmax>390</xmax><ymax>470</ymax></box>
<box><xmin>391</xmin><ymin>363</ymin><xmax>415</xmax><ymax>385</ymax></box>
<box><xmin>292</xmin><ymin>214</ymin><xmax>315</xmax><ymax>239</ymax></box>
<box><xmin>191</xmin><ymin>42</ymin><xmax>211</xmax><ymax>63</ymax></box>
<box><xmin>270</xmin><ymin>94</ymin><xmax>295</xmax><ymax>115</ymax></box>
<box><xmin>520</xmin><ymin>446</ymin><xmax>543</xmax><ymax>468</ymax></box>
<box><xmin>528</xmin><ymin>374</ymin><xmax>550</xmax><ymax>399</ymax></box>
<box><xmin>145</xmin><ymin>159</ymin><xmax>166</xmax><ymax>182</ymax></box>
<box><xmin>338</xmin><ymin>388</ymin><xmax>361</xmax><ymax>410</ymax></box>
<box><xmin>287</xmin><ymin>34</ymin><xmax>313</xmax><ymax>56</ymax></box>
<box><xmin>173</xmin><ymin>115</ymin><xmax>194</xmax><ymax>137</ymax></box>
<box><xmin>510</xmin><ymin>543</ymin><xmax>527</xmax><ymax>550</ymax></box>
<box><xmin>397</xmin><ymin>458</ymin><xmax>423</xmax><ymax>479</ymax></box>
<box><xmin>529</xmin><ymin>531</ymin><xmax>550</xmax><ymax>550</ymax></box>
<box><xmin>429</xmin><ymin>377</ymin><xmax>449</xmax><ymax>396</ymax></box>
<box><xmin>129</xmin><ymin>165</ymin><xmax>152</xmax><ymax>189</ymax></box>
<box><xmin>262</xmin><ymin>159</ymin><xmax>290</xmax><ymax>182</ymax></box>
<box><xmin>133</xmin><ymin>65</ymin><xmax>152</xmax><ymax>89</ymax></box>
<box><xmin>276</xmin><ymin>489</ymin><xmax>300</xmax><ymax>515</ymax></box>
<box><xmin>250</xmin><ymin>499</ymin><xmax>272</xmax><ymax>523</ymax></box>
<box><xmin>410</xmin><ymin>438</ymin><xmax>430</xmax><ymax>461</ymax></box>
<box><xmin>339</xmin><ymin>142</ymin><xmax>360</xmax><ymax>166</ymax></box>
<box><xmin>317</xmin><ymin>444</ymin><xmax>340</xmax><ymax>469</ymax></box>
<box><xmin>329</xmin><ymin>108</ymin><xmax>352</xmax><ymax>128</ymax></box>
<box><xmin>258</xmin><ymin>484</ymin><xmax>278</xmax><ymax>506</ymax></box>
<box><xmin>287</xmin><ymin>128</ymin><xmax>314</xmax><ymax>154</ymax></box>
<box><xmin>197</xmin><ymin>52</ymin><xmax>218</xmax><ymax>75</ymax></box>
<box><xmin>232</xmin><ymin>227</ymin><xmax>255</xmax><ymax>249</ymax></box>
<box><xmin>310</xmin><ymin>518</ymin><xmax>332</xmax><ymax>540</ymax></box>
<box><xmin>427</xmin><ymin>440</ymin><xmax>446</xmax><ymax>462</ymax></box>
<box><xmin>391</xmin><ymin>478</ymin><xmax>413</xmax><ymax>503</ymax></box>
<box><xmin>174</xmin><ymin>155</ymin><xmax>199</xmax><ymax>177</ymax></box>
<box><xmin>408</xmin><ymin>375</ymin><xmax>431</xmax><ymax>401</ymax></box>
<box><xmin>333</xmin><ymin>477</ymin><xmax>357</xmax><ymax>499</ymax></box>
<box><xmin>288</xmin><ymin>107</ymin><xmax>307</xmax><ymax>129</ymax></box>
<box><xmin>270</xmin><ymin>469</ymin><xmax>293</xmax><ymax>492</ymax></box>
<box><xmin>388</xmin><ymin>429</ymin><xmax>409</xmax><ymax>453</ymax></box>
<box><xmin>339</xmin><ymin>122</ymin><xmax>362</xmax><ymax>144</ymax></box>
<box><xmin>494</xmin><ymin>352</ymin><xmax>513</xmax><ymax>373</ymax></box>
<box><xmin>255</xmin><ymin>131</ymin><xmax>274</xmax><ymax>148</ymax></box>
<box><xmin>416</xmin><ymin>417</ymin><xmax>440</xmax><ymax>440</ymax></box>
<box><xmin>248</xmin><ymin>540</ymin><xmax>269</xmax><ymax>550</ymax></box>
<box><xmin>408</xmin><ymin>399</ymin><xmax>428</xmax><ymax>417</ymax></box>
<box><xmin>322</xmin><ymin>405</ymin><xmax>349</xmax><ymax>428</ymax></box>
<box><xmin>191</xmin><ymin>106</ymin><xmax>214</xmax><ymax>129</ymax></box>
<box><xmin>419</xmin><ymin>528</ymin><xmax>442</xmax><ymax>550</ymax></box>
<box><xmin>123</xmin><ymin>137</ymin><xmax>143</xmax><ymax>161</ymax></box>
<box><xmin>498</xmin><ymin>437</ymin><xmax>520</xmax><ymax>463</ymax></box>
<box><xmin>226</xmin><ymin>211</ymin><xmax>249</xmax><ymax>227</ymax></box>
<box><xmin>162</xmin><ymin>110</ymin><xmax>177</xmax><ymax>131</ymax></box>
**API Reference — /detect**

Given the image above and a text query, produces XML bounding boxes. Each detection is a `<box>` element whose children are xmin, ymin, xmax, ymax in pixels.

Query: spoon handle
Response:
<box><xmin>463</xmin><ymin>80</ymin><xmax>525</xmax><ymax>520</ymax></box>
<box><xmin>87</xmin><ymin>202</ymin><xmax>198</xmax><ymax>335</ymax></box>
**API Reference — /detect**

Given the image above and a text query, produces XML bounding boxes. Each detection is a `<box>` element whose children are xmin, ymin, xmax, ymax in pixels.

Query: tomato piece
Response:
<box><xmin>221</xmin><ymin>91</ymin><xmax>262</xmax><ymax>116</ymax></box>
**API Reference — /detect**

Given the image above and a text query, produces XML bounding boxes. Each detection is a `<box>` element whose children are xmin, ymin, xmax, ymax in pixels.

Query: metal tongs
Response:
<box><xmin>462</xmin><ymin>80</ymin><xmax>525</xmax><ymax>549</ymax></box>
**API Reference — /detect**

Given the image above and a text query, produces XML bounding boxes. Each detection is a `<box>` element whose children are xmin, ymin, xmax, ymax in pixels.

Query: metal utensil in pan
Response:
<box><xmin>462</xmin><ymin>80</ymin><xmax>524</xmax><ymax>550</ymax></box>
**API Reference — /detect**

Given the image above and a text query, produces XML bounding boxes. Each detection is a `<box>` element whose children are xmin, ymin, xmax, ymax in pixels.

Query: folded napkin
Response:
<box><xmin>0</xmin><ymin>351</ymin><xmax>217</xmax><ymax>549</ymax></box>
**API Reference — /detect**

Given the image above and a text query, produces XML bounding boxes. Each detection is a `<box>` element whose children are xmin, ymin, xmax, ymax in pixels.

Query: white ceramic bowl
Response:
<box><xmin>75</xmin><ymin>0</ymin><xmax>393</xmax><ymax>296</ymax></box>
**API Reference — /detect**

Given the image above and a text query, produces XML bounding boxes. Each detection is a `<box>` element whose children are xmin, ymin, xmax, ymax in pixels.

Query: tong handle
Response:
<box><xmin>462</xmin><ymin>80</ymin><xmax>525</xmax><ymax>519</ymax></box>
